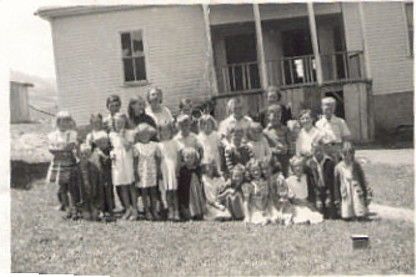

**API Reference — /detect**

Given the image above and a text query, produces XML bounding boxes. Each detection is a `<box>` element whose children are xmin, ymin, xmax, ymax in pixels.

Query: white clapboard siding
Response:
<box><xmin>51</xmin><ymin>6</ymin><xmax>211</xmax><ymax>125</ymax></box>
<box><xmin>342</xmin><ymin>2</ymin><xmax>413</xmax><ymax>96</ymax></box>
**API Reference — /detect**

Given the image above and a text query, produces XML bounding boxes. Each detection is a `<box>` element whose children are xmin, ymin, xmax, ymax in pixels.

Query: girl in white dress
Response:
<box><xmin>158</xmin><ymin>122</ymin><xmax>181</xmax><ymax>221</ymax></box>
<box><xmin>202</xmin><ymin>161</ymin><xmax>231</xmax><ymax>220</ymax></box>
<box><xmin>286</xmin><ymin>156</ymin><xmax>323</xmax><ymax>224</ymax></box>
<box><xmin>197</xmin><ymin>114</ymin><xmax>222</xmax><ymax>173</ymax></box>
<box><xmin>133</xmin><ymin>123</ymin><xmax>161</xmax><ymax>221</ymax></box>
<box><xmin>109</xmin><ymin>113</ymin><xmax>137</xmax><ymax>220</ymax></box>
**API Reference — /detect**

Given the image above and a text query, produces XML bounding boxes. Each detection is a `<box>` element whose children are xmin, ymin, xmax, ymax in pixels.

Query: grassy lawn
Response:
<box><xmin>11</xmin><ymin>152</ymin><xmax>414</xmax><ymax>275</ymax></box>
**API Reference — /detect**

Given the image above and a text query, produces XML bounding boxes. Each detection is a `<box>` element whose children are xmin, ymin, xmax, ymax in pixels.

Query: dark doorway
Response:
<box><xmin>224</xmin><ymin>33</ymin><xmax>260</xmax><ymax>91</ymax></box>
<box><xmin>281</xmin><ymin>29</ymin><xmax>315</xmax><ymax>85</ymax></box>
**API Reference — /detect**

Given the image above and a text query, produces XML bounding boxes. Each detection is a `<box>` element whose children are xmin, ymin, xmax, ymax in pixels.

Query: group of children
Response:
<box><xmin>47</xmin><ymin>94</ymin><xmax>373</xmax><ymax>225</ymax></box>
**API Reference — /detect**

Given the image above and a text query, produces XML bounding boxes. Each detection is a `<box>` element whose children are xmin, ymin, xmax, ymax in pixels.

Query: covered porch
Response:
<box><xmin>203</xmin><ymin>3</ymin><xmax>373</xmax><ymax>142</ymax></box>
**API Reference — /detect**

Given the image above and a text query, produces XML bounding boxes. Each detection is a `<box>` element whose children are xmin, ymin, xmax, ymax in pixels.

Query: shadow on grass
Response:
<box><xmin>11</xmin><ymin>160</ymin><xmax>49</xmax><ymax>190</ymax></box>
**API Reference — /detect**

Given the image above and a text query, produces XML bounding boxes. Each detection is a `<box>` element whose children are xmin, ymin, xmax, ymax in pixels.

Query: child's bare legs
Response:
<box><xmin>129</xmin><ymin>184</ymin><xmax>139</xmax><ymax>220</ymax></box>
<box><xmin>58</xmin><ymin>183</ymin><xmax>71</xmax><ymax>218</ymax></box>
<box><xmin>150</xmin><ymin>187</ymin><xmax>161</xmax><ymax>220</ymax></box>
<box><xmin>242</xmin><ymin>199</ymin><xmax>251</xmax><ymax>224</ymax></box>
<box><xmin>119</xmin><ymin>185</ymin><xmax>132</xmax><ymax>219</ymax></box>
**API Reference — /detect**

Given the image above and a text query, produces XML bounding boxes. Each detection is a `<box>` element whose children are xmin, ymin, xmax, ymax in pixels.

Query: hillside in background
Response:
<box><xmin>10</xmin><ymin>70</ymin><xmax>58</xmax><ymax>121</ymax></box>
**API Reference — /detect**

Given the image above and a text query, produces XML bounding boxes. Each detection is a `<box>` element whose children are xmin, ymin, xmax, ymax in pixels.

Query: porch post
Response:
<box><xmin>203</xmin><ymin>4</ymin><xmax>219</xmax><ymax>96</ymax></box>
<box><xmin>253</xmin><ymin>3</ymin><xmax>268</xmax><ymax>89</ymax></box>
<box><xmin>358</xmin><ymin>2</ymin><xmax>372</xmax><ymax>79</ymax></box>
<box><xmin>307</xmin><ymin>2</ymin><xmax>323</xmax><ymax>85</ymax></box>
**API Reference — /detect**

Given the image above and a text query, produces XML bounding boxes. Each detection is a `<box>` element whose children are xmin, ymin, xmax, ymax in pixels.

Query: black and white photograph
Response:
<box><xmin>4</xmin><ymin>0</ymin><xmax>415</xmax><ymax>275</ymax></box>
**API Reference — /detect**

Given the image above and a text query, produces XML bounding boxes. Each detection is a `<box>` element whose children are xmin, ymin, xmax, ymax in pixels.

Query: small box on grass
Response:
<box><xmin>351</xmin><ymin>234</ymin><xmax>370</xmax><ymax>249</ymax></box>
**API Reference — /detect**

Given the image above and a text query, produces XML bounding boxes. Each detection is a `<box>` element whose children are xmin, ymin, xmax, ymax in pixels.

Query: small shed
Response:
<box><xmin>10</xmin><ymin>81</ymin><xmax>34</xmax><ymax>123</ymax></box>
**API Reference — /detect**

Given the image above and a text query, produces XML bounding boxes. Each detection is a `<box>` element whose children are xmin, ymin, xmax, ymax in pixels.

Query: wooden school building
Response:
<box><xmin>37</xmin><ymin>2</ymin><xmax>414</xmax><ymax>142</ymax></box>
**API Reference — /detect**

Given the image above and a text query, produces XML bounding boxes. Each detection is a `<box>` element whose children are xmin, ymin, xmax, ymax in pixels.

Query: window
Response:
<box><xmin>121</xmin><ymin>30</ymin><xmax>147</xmax><ymax>83</ymax></box>
<box><xmin>405</xmin><ymin>2</ymin><xmax>413</xmax><ymax>56</ymax></box>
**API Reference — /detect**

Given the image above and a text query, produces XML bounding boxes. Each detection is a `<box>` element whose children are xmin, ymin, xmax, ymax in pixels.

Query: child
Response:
<box><xmin>178</xmin><ymin>98</ymin><xmax>199</xmax><ymax>134</ymax></box>
<box><xmin>158</xmin><ymin>122</ymin><xmax>181</xmax><ymax>221</ymax></box>
<box><xmin>247</xmin><ymin>122</ymin><xmax>272</xmax><ymax>162</ymax></box>
<box><xmin>104</xmin><ymin>95</ymin><xmax>122</xmax><ymax>133</ymax></box>
<box><xmin>261</xmin><ymin>159</ymin><xmax>293</xmax><ymax>225</ymax></box>
<box><xmin>175</xmin><ymin>114</ymin><xmax>203</xmax><ymax>158</ymax></box>
<box><xmin>109</xmin><ymin>113</ymin><xmax>137</xmax><ymax>220</ymax></box>
<box><xmin>334</xmin><ymin>142</ymin><xmax>372</xmax><ymax>220</ymax></box>
<box><xmin>85</xmin><ymin>113</ymin><xmax>114</xmax><ymax>222</ymax></box>
<box><xmin>306</xmin><ymin>141</ymin><xmax>338</xmax><ymax>219</ymax></box>
<box><xmin>223</xmin><ymin>123</ymin><xmax>255</xmax><ymax>179</ymax></box>
<box><xmin>287</xmin><ymin>119</ymin><xmax>301</xmax><ymax>157</ymax></box>
<box><xmin>46</xmin><ymin>111</ymin><xmax>80</xmax><ymax>219</ymax></box>
<box><xmin>201</xmin><ymin>161</ymin><xmax>230</xmax><ymax>220</ymax></box>
<box><xmin>103</xmin><ymin>94</ymin><xmax>126</xmax><ymax>213</ymax></box>
<box><xmin>177</xmin><ymin>147</ymin><xmax>206</xmax><ymax>220</ymax></box>
<box><xmin>286</xmin><ymin>156</ymin><xmax>323</xmax><ymax>224</ymax></box>
<box><xmin>217</xmin><ymin>164</ymin><xmax>246</xmax><ymax>220</ymax></box>
<box><xmin>241</xmin><ymin>160</ymin><xmax>271</xmax><ymax>225</ymax></box>
<box><xmin>133</xmin><ymin>123</ymin><xmax>161</xmax><ymax>221</ymax></box>
<box><xmin>296</xmin><ymin>109</ymin><xmax>321</xmax><ymax>159</ymax></box>
<box><xmin>263</xmin><ymin>104</ymin><xmax>290</xmax><ymax>177</ymax></box>
<box><xmin>197</xmin><ymin>114</ymin><xmax>222</xmax><ymax>173</ymax></box>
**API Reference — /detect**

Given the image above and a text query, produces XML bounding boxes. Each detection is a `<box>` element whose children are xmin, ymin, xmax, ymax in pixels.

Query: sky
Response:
<box><xmin>3</xmin><ymin>0</ymin><xmax>61</xmax><ymax>79</ymax></box>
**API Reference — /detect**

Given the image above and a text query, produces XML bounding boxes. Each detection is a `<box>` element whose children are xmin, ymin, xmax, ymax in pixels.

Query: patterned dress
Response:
<box><xmin>334</xmin><ymin>161</ymin><xmax>370</xmax><ymax>219</ymax></box>
<box><xmin>133</xmin><ymin>141</ymin><xmax>159</xmax><ymax>188</ymax></box>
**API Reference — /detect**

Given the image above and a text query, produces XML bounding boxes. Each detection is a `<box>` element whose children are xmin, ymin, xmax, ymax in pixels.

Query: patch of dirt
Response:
<box><xmin>369</xmin><ymin>203</ymin><xmax>414</xmax><ymax>223</ymax></box>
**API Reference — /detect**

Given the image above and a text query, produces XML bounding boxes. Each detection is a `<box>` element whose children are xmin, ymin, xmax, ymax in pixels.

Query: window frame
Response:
<box><xmin>402</xmin><ymin>2</ymin><xmax>414</xmax><ymax>57</ymax></box>
<box><xmin>119</xmin><ymin>29</ymin><xmax>149</xmax><ymax>86</ymax></box>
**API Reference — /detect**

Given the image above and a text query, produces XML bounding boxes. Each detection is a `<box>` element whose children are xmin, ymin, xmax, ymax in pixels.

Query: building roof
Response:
<box><xmin>35</xmin><ymin>5</ymin><xmax>146</xmax><ymax>20</ymax></box>
<box><xmin>10</xmin><ymin>81</ymin><xmax>34</xmax><ymax>87</ymax></box>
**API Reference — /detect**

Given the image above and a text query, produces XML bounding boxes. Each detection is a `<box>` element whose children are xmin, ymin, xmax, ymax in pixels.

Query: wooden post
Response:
<box><xmin>253</xmin><ymin>3</ymin><xmax>268</xmax><ymax>89</ymax></box>
<box><xmin>203</xmin><ymin>4</ymin><xmax>219</xmax><ymax>96</ymax></box>
<box><xmin>307</xmin><ymin>2</ymin><xmax>323</xmax><ymax>85</ymax></box>
<box><xmin>358</xmin><ymin>2</ymin><xmax>372</xmax><ymax>80</ymax></box>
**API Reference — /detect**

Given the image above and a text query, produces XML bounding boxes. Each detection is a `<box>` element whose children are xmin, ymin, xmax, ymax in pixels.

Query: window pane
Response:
<box><xmin>134</xmin><ymin>57</ymin><xmax>147</xmax><ymax>81</ymax></box>
<box><xmin>123</xmin><ymin>58</ymin><xmax>135</xmax><ymax>81</ymax></box>
<box><xmin>132</xmin><ymin>31</ymin><xmax>144</xmax><ymax>56</ymax></box>
<box><xmin>121</xmin><ymin>33</ymin><xmax>132</xmax><ymax>57</ymax></box>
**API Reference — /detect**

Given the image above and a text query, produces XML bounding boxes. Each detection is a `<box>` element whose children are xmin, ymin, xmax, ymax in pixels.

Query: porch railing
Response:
<box><xmin>217</xmin><ymin>51</ymin><xmax>366</xmax><ymax>93</ymax></box>
<box><xmin>218</xmin><ymin>61</ymin><xmax>261</xmax><ymax>93</ymax></box>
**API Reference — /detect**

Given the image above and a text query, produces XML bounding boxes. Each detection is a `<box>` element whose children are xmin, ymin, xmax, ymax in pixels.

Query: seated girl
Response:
<box><xmin>217</xmin><ymin>164</ymin><xmax>246</xmax><ymax>220</ymax></box>
<box><xmin>201</xmin><ymin>161</ymin><xmax>231</xmax><ymax>221</ymax></box>
<box><xmin>266</xmin><ymin>158</ymin><xmax>294</xmax><ymax>226</ymax></box>
<box><xmin>286</xmin><ymin>156</ymin><xmax>323</xmax><ymax>224</ymax></box>
<box><xmin>241</xmin><ymin>160</ymin><xmax>272</xmax><ymax>225</ymax></box>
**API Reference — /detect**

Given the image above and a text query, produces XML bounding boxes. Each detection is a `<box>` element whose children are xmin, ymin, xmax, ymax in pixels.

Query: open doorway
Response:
<box><xmin>281</xmin><ymin>29</ymin><xmax>315</xmax><ymax>85</ymax></box>
<box><xmin>224</xmin><ymin>33</ymin><xmax>260</xmax><ymax>91</ymax></box>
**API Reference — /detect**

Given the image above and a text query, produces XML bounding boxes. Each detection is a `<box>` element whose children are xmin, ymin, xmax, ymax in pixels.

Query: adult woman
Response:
<box><xmin>296</xmin><ymin>109</ymin><xmax>321</xmax><ymax>158</ymax></box>
<box><xmin>145</xmin><ymin>87</ymin><xmax>174</xmax><ymax>127</ymax></box>
<box><xmin>127</xmin><ymin>95</ymin><xmax>157</xmax><ymax>141</ymax></box>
